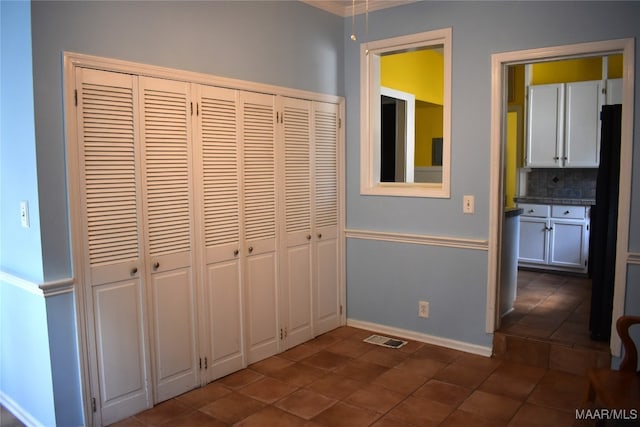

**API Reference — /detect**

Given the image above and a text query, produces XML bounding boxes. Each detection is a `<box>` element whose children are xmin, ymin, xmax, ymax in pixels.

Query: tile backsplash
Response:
<box><xmin>525</xmin><ymin>168</ymin><xmax>597</xmax><ymax>199</ymax></box>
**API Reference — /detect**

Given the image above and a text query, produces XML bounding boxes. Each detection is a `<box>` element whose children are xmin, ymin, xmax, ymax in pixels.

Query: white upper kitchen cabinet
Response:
<box><xmin>606</xmin><ymin>78</ymin><xmax>623</xmax><ymax>105</ymax></box>
<box><xmin>564</xmin><ymin>80</ymin><xmax>603</xmax><ymax>167</ymax></box>
<box><xmin>526</xmin><ymin>83</ymin><xmax>565</xmax><ymax>167</ymax></box>
<box><xmin>526</xmin><ymin>80</ymin><xmax>603</xmax><ymax>168</ymax></box>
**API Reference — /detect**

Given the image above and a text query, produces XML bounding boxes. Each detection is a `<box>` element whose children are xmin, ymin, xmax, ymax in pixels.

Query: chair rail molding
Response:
<box><xmin>0</xmin><ymin>271</ymin><xmax>74</xmax><ymax>297</ymax></box>
<box><xmin>345</xmin><ymin>228</ymin><xmax>488</xmax><ymax>251</ymax></box>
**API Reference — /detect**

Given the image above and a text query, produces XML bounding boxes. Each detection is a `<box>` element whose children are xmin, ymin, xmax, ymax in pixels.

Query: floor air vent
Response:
<box><xmin>363</xmin><ymin>334</ymin><xmax>408</xmax><ymax>349</ymax></box>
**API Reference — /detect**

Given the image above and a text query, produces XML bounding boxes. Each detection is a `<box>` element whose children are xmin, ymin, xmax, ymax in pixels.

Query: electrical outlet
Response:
<box><xmin>463</xmin><ymin>195</ymin><xmax>475</xmax><ymax>214</ymax></box>
<box><xmin>418</xmin><ymin>300</ymin><xmax>429</xmax><ymax>318</ymax></box>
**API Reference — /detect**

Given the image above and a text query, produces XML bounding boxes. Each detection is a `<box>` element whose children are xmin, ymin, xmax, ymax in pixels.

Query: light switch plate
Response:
<box><xmin>20</xmin><ymin>201</ymin><xmax>30</xmax><ymax>228</ymax></box>
<box><xmin>463</xmin><ymin>195</ymin><xmax>475</xmax><ymax>214</ymax></box>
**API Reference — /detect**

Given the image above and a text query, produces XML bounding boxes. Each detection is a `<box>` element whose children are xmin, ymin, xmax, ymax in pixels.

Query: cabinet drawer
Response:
<box><xmin>519</xmin><ymin>203</ymin><xmax>550</xmax><ymax>218</ymax></box>
<box><xmin>551</xmin><ymin>205</ymin><xmax>586</xmax><ymax>219</ymax></box>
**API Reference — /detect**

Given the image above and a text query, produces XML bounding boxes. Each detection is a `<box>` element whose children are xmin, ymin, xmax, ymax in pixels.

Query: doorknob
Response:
<box><xmin>317</xmin><ymin>233</ymin><xmax>322</xmax><ymax>239</ymax></box>
<box><xmin>153</xmin><ymin>262</ymin><xmax>160</xmax><ymax>270</ymax></box>
<box><xmin>234</xmin><ymin>249</ymin><xmax>239</xmax><ymax>256</ymax></box>
<box><xmin>131</xmin><ymin>267</ymin><xmax>138</xmax><ymax>275</ymax></box>
<box><xmin>248</xmin><ymin>246</ymin><xmax>253</xmax><ymax>254</ymax></box>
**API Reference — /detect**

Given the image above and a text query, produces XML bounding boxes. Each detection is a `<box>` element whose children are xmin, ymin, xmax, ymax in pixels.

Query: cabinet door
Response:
<box><xmin>241</xmin><ymin>91</ymin><xmax>279</xmax><ymax>364</ymax></box>
<box><xmin>139</xmin><ymin>76</ymin><xmax>199</xmax><ymax>402</ymax></box>
<box><xmin>313</xmin><ymin>102</ymin><xmax>341</xmax><ymax>335</ymax></box>
<box><xmin>564</xmin><ymin>80</ymin><xmax>603</xmax><ymax>167</ymax></box>
<box><xmin>518</xmin><ymin>217</ymin><xmax>549</xmax><ymax>265</ymax></box>
<box><xmin>606</xmin><ymin>78</ymin><xmax>623</xmax><ymax>105</ymax></box>
<box><xmin>526</xmin><ymin>84</ymin><xmax>564</xmax><ymax>167</ymax></box>
<box><xmin>75</xmin><ymin>68</ymin><xmax>151</xmax><ymax>425</ymax></box>
<box><xmin>197</xmin><ymin>85</ymin><xmax>244</xmax><ymax>381</ymax></box>
<box><xmin>281</xmin><ymin>97</ymin><xmax>313</xmax><ymax>349</ymax></box>
<box><xmin>549</xmin><ymin>219</ymin><xmax>588</xmax><ymax>270</ymax></box>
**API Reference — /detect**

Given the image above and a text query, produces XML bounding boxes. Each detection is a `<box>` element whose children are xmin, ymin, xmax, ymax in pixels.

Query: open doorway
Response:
<box><xmin>487</xmin><ymin>38</ymin><xmax>634</xmax><ymax>358</ymax></box>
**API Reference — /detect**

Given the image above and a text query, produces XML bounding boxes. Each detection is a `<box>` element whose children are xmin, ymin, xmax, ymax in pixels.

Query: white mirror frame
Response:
<box><xmin>360</xmin><ymin>27</ymin><xmax>452</xmax><ymax>198</ymax></box>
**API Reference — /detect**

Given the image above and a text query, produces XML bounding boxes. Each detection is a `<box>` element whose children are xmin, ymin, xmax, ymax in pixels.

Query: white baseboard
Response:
<box><xmin>0</xmin><ymin>390</ymin><xmax>46</xmax><ymax>427</ymax></box>
<box><xmin>347</xmin><ymin>318</ymin><xmax>493</xmax><ymax>357</ymax></box>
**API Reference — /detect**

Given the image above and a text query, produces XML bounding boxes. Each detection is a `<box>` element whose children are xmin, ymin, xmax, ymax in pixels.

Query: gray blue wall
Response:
<box><xmin>343</xmin><ymin>1</ymin><xmax>640</xmax><ymax>348</ymax></box>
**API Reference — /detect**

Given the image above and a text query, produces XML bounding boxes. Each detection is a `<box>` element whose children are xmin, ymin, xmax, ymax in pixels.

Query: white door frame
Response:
<box><xmin>486</xmin><ymin>38</ymin><xmax>635</xmax><ymax>357</ymax></box>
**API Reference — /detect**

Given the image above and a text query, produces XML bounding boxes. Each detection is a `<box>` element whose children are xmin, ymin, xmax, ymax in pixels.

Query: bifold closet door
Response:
<box><xmin>196</xmin><ymin>85</ymin><xmax>245</xmax><ymax>382</ymax></box>
<box><xmin>313</xmin><ymin>102</ymin><xmax>341</xmax><ymax>336</ymax></box>
<box><xmin>281</xmin><ymin>97</ymin><xmax>314</xmax><ymax>349</ymax></box>
<box><xmin>139</xmin><ymin>76</ymin><xmax>199</xmax><ymax>402</ymax></box>
<box><xmin>240</xmin><ymin>91</ymin><xmax>279</xmax><ymax>364</ymax></box>
<box><xmin>75</xmin><ymin>68</ymin><xmax>151</xmax><ymax>425</ymax></box>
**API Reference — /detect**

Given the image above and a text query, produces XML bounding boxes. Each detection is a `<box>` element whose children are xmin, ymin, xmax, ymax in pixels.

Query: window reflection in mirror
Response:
<box><xmin>361</xmin><ymin>28</ymin><xmax>451</xmax><ymax>197</ymax></box>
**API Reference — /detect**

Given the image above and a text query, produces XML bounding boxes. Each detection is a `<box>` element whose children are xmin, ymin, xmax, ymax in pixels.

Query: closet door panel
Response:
<box><xmin>139</xmin><ymin>76</ymin><xmax>198</xmax><ymax>401</ymax></box>
<box><xmin>75</xmin><ymin>68</ymin><xmax>151</xmax><ymax>425</ymax></box>
<box><xmin>281</xmin><ymin>97</ymin><xmax>313</xmax><ymax>348</ymax></box>
<box><xmin>198</xmin><ymin>85</ymin><xmax>244</xmax><ymax>381</ymax></box>
<box><xmin>93</xmin><ymin>280</ymin><xmax>148</xmax><ymax>426</ymax></box>
<box><xmin>241</xmin><ymin>91</ymin><xmax>279</xmax><ymax>363</ymax></box>
<box><xmin>313</xmin><ymin>102</ymin><xmax>340</xmax><ymax>335</ymax></box>
<box><xmin>206</xmin><ymin>260</ymin><xmax>243</xmax><ymax>378</ymax></box>
<box><xmin>150</xmin><ymin>268</ymin><xmax>196</xmax><ymax>402</ymax></box>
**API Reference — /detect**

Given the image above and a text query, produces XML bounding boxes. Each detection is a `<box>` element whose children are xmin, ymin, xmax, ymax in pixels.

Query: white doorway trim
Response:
<box><xmin>486</xmin><ymin>38</ymin><xmax>635</xmax><ymax>357</ymax></box>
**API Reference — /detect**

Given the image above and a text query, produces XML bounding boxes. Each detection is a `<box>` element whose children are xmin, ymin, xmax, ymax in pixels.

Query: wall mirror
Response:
<box><xmin>360</xmin><ymin>28</ymin><xmax>451</xmax><ymax>197</ymax></box>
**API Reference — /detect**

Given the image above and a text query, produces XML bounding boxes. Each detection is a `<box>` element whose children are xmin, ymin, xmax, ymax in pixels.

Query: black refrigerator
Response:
<box><xmin>589</xmin><ymin>104</ymin><xmax>622</xmax><ymax>341</ymax></box>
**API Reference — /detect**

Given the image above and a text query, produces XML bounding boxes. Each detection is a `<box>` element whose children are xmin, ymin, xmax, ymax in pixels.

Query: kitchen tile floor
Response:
<box><xmin>495</xmin><ymin>270</ymin><xmax>611</xmax><ymax>376</ymax></box>
<box><xmin>499</xmin><ymin>270</ymin><xmax>608</xmax><ymax>351</ymax></box>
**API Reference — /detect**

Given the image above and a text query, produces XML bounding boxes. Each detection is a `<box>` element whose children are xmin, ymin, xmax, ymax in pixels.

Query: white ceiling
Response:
<box><xmin>301</xmin><ymin>0</ymin><xmax>416</xmax><ymax>17</ymax></box>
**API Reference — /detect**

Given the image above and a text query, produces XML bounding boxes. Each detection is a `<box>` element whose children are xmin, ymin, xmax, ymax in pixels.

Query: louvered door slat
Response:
<box><xmin>141</xmin><ymin>80</ymin><xmax>191</xmax><ymax>257</ymax></box>
<box><xmin>314</xmin><ymin>107</ymin><xmax>338</xmax><ymax>228</ymax></box>
<box><xmin>200</xmin><ymin>87</ymin><xmax>240</xmax><ymax>248</ymax></box>
<box><xmin>242</xmin><ymin>96</ymin><xmax>276</xmax><ymax>242</ymax></box>
<box><xmin>284</xmin><ymin>103</ymin><xmax>311</xmax><ymax>234</ymax></box>
<box><xmin>79</xmin><ymin>71</ymin><xmax>140</xmax><ymax>267</ymax></box>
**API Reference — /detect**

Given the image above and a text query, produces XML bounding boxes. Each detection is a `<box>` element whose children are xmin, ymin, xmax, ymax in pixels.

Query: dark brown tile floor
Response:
<box><xmin>499</xmin><ymin>270</ymin><xmax>604</xmax><ymax>347</ymax></box>
<box><xmin>111</xmin><ymin>325</ymin><xmax>596</xmax><ymax>427</ymax></box>
<box><xmin>2</xmin><ymin>271</ymin><xmax>610</xmax><ymax>427</ymax></box>
<box><xmin>495</xmin><ymin>270</ymin><xmax>610</xmax><ymax>375</ymax></box>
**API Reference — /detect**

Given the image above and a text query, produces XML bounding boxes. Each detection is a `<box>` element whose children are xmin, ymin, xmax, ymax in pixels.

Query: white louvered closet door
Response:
<box><xmin>139</xmin><ymin>76</ymin><xmax>199</xmax><ymax>402</ymax></box>
<box><xmin>280</xmin><ymin>97</ymin><xmax>314</xmax><ymax>349</ymax></box>
<box><xmin>75</xmin><ymin>68</ymin><xmax>151</xmax><ymax>426</ymax></box>
<box><xmin>196</xmin><ymin>85</ymin><xmax>245</xmax><ymax>382</ymax></box>
<box><xmin>313</xmin><ymin>102</ymin><xmax>341</xmax><ymax>335</ymax></box>
<box><xmin>240</xmin><ymin>91</ymin><xmax>279</xmax><ymax>363</ymax></box>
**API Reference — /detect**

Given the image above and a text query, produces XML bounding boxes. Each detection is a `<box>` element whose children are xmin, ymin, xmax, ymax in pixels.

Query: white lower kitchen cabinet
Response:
<box><xmin>517</xmin><ymin>203</ymin><xmax>590</xmax><ymax>273</ymax></box>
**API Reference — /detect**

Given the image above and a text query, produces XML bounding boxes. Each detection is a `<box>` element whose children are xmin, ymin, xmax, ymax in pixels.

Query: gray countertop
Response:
<box><xmin>514</xmin><ymin>196</ymin><xmax>595</xmax><ymax>206</ymax></box>
<box><xmin>504</xmin><ymin>207</ymin><xmax>524</xmax><ymax>218</ymax></box>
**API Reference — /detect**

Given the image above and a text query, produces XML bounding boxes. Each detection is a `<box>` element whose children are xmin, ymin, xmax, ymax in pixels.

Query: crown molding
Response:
<box><xmin>301</xmin><ymin>0</ymin><xmax>416</xmax><ymax>17</ymax></box>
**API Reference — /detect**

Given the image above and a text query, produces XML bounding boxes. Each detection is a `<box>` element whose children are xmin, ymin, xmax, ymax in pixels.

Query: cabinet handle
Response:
<box><xmin>564</xmin><ymin>210</ymin><xmax>570</xmax><ymax>215</ymax></box>
<box><xmin>153</xmin><ymin>262</ymin><xmax>160</xmax><ymax>270</ymax></box>
<box><xmin>317</xmin><ymin>233</ymin><xmax>322</xmax><ymax>239</ymax></box>
<box><xmin>248</xmin><ymin>246</ymin><xmax>253</xmax><ymax>254</ymax></box>
<box><xmin>233</xmin><ymin>249</ymin><xmax>239</xmax><ymax>256</ymax></box>
<box><xmin>553</xmin><ymin>156</ymin><xmax>560</xmax><ymax>160</ymax></box>
<box><xmin>528</xmin><ymin>209</ymin><xmax>534</xmax><ymax>214</ymax></box>
<box><xmin>131</xmin><ymin>267</ymin><xmax>138</xmax><ymax>275</ymax></box>
<box><xmin>307</xmin><ymin>234</ymin><xmax>312</xmax><ymax>240</ymax></box>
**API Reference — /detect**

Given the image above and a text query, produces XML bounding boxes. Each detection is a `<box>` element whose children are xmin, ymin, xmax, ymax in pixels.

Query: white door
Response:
<box><xmin>518</xmin><ymin>218</ymin><xmax>549</xmax><ymax>265</ymax></box>
<box><xmin>526</xmin><ymin>84</ymin><xmax>564</xmax><ymax>167</ymax></box>
<box><xmin>564</xmin><ymin>80</ymin><xmax>603</xmax><ymax>167</ymax></box>
<box><xmin>139</xmin><ymin>76</ymin><xmax>199</xmax><ymax>402</ymax></box>
<box><xmin>549</xmin><ymin>220</ymin><xmax>587</xmax><ymax>269</ymax></box>
<box><xmin>196</xmin><ymin>85</ymin><xmax>245</xmax><ymax>381</ymax></box>
<box><xmin>280</xmin><ymin>97</ymin><xmax>314</xmax><ymax>349</ymax></box>
<box><xmin>75</xmin><ymin>68</ymin><xmax>152</xmax><ymax>425</ymax></box>
<box><xmin>241</xmin><ymin>91</ymin><xmax>279</xmax><ymax>364</ymax></box>
<box><xmin>313</xmin><ymin>102</ymin><xmax>341</xmax><ymax>335</ymax></box>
